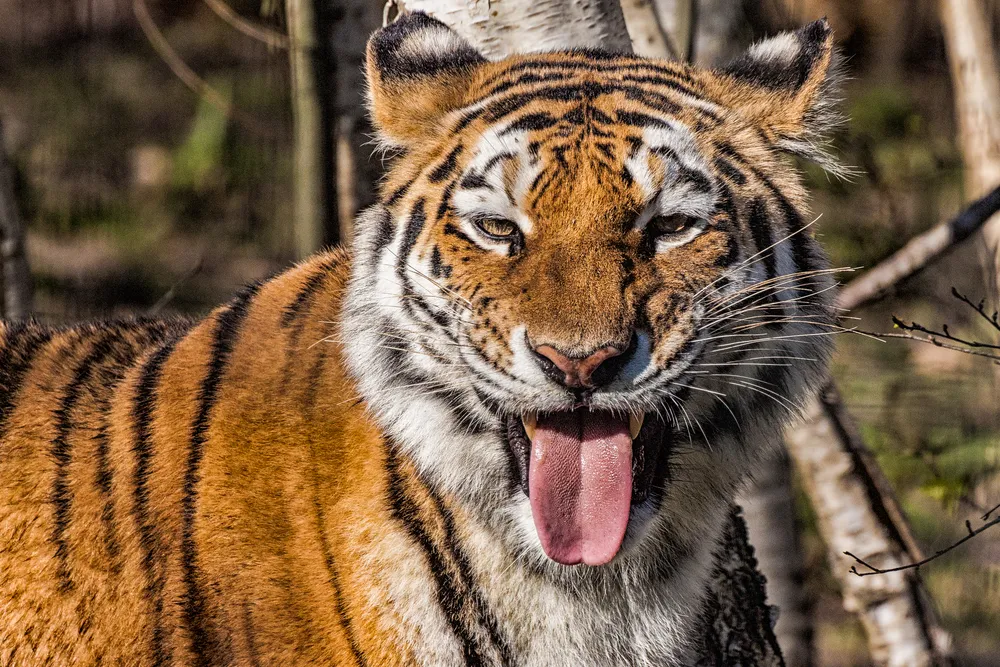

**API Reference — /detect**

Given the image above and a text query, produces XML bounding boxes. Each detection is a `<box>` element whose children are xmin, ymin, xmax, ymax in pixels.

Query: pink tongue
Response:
<box><xmin>528</xmin><ymin>411</ymin><xmax>632</xmax><ymax>566</ymax></box>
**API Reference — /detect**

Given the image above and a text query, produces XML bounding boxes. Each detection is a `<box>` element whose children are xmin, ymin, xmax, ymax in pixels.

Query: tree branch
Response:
<box><xmin>201</xmin><ymin>0</ymin><xmax>290</xmax><ymax>50</ymax></box>
<box><xmin>133</xmin><ymin>0</ymin><xmax>279</xmax><ymax>137</ymax></box>
<box><xmin>837</xmin><ymin>183</ymin><xmax>1000</xmax><ymax>311</ymax></box>
<box><xmin>845</xmin><ymin>512</ymin><xmax>1000</xmax><ymax>577</ymax></box>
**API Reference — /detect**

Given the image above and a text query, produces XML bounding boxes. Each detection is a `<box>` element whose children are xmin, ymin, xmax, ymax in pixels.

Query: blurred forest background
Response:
<box><xmin>0</xmin><ymin>0</ymin><xmax>998</xmax><ymax>664</ymax></box>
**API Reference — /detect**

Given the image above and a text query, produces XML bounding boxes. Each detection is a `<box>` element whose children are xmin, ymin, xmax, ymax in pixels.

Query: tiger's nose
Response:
<box><xmin>533</xmin><ymin>343</ymin><xmax>625</xmax><ymax>389</ymax></box>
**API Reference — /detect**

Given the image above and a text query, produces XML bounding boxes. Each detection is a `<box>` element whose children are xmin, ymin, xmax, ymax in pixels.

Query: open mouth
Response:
<box><xmin>503</xmin><ymin>409</ymin><xmax>673</xmax><ymax>566</ymax></box>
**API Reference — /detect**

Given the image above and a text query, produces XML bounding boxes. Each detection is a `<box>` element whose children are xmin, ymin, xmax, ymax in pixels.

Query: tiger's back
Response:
<box><xmin>0</xmin><ymin>251</ymin><xmax>402</xmax><ymax>665</ymax></box>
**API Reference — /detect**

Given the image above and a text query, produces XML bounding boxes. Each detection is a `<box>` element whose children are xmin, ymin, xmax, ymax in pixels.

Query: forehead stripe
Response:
<box><xmin>429</xmin><ymin>145</ymin><xmax>464</xmax><ymax>183</ymax></box>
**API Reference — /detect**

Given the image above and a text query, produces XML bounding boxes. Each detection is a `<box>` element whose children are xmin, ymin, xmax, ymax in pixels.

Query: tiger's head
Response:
<box><xmin>345</xmin><ymin>13</ymin><xmax>841</xmax><ymax>570</ymax></box>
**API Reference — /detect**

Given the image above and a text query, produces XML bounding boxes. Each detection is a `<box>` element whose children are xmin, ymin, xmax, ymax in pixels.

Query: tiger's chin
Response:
<box><xmin>502</xmin><ymin>409</ymin><xmax>673</xmax><ymax>566</ymax></box>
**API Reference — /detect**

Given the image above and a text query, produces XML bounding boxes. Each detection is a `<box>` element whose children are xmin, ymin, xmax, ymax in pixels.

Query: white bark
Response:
<box><xmin>939</xmin><ymin>0</ymin><xmax>1000</xmax><ymax>291</ymax></box>
<box><xmin>398</xmin><ymin>0</ymin><xmax>633</xmax><ymax>59</ymax></box>
<box><xmin>786</xmin><ymin>391</ymin><xmax>952</xmax><ymax>667</ymax></box>
<box><xmin>620</xmin><ymin>0</ymin><xmax>675</xmax><ymax>59</ymax></box>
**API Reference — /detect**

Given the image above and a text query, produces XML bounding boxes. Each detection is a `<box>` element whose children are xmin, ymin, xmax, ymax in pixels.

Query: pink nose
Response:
<box><xmin>533</xmin><ymin>344</ymin><xmax>624</xmax><ymax>388</ymax></box>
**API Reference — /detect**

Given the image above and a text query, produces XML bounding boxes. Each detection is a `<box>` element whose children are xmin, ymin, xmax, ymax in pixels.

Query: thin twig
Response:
<box><xmin>202</xmin><ymin>0</ymin><xmax>290</xmax><ymax>49</ymax></box>
<box><xmin>950</xmin><ymin>287</ymin><xmax>1000</xmax><ymax>335</ymax></box>
<box><xmin>891</xmin><ymin>315</ymin><xmax>1000</xmax><ymax>351</ymax></box>
<box><xmin>147</xmin><ymin>259</ymin><xmax>204</xmax><ymax>315</ymax></box>
<box><xmin>863</xmin><ymin>330</ymin><xmax>1000</xmax><ymax>363</ymax></box>
<box><xmin>133</xmin><ymin>0</ymin><xmax>279</xmax><ymax>137</ymax></box>
<box><xmin>845</xmin><ymin>511</ymin><xmax>1000</xmax><ymax>577</ymax></box>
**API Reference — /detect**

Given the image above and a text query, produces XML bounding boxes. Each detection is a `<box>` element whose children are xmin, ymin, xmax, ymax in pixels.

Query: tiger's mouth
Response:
<box><xmin>503</xmin><ymin>409</ymin><xmax>673</xmax><ymax>566</ymax></box>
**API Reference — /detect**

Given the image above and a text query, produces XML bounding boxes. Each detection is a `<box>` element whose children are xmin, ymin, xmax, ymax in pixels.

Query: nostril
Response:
<box><xmin>533</xmin><ymin>342</ymin><xmax>628</xmax><ymax>388</ymax></box>
<box><xmin>589</xmin><ymin>335</ymin><xmax>637</xmax><ymax>387</ymax></box>
<box><xmin>533</xmin><ymin>345</ymin><xmax>577</xmax><ymax>386</ymax></box>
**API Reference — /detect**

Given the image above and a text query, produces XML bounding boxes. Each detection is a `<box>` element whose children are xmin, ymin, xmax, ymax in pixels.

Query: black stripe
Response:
<box><xmin>303</xmin><ymin>338</ymin><xmax>367</xmax><ymax>666</ymax></box>
<box><xmin>183</xmin><ymin>282</ymin><xmax>262</xmax><ymax>665</ymax></box>
<box><xmin>650</xmin><ymin>146</ymin><xmax>714</xmax><ymax>193</ymax></box>
<box><xmin>395</xmin><ymin>199</ymin><xmax>455</xmax><ymax>333</ymax></box>
<box><xmin>425</xmin><ymin>489</ymin><xmax>514</xmax><ymax>666</ymax></box>
<box><xmin>96</xmin><ymin>321</ymin><xmax>183</xmax><ymax>573</ymax></box>
<box><xmin>747</xmin><ymin>198</ymin><xmax>784</xmax><ymax>323</ymax></box>
<box><xmin>0</xmin><ymin>324</ymin><xmax>52</xmax><ymax>439</ymax></box>
<box><xmin>51</xmin><ymin>329</ymin><xmax>122</xmax><ymax>592</ymax></box>
<box><xmin>460</xmin><ymin>172</ymin><xmax>489</xmax><ymax>190</ymax></box>
<box><xmin>310</xmin><ymin>470</ymin><xmax>368</xmax><ymax>667</ymax></box>
<box><xmin>479</xmin><ymin>59</ymin><xmax>706</xmax><ymax>102</ymax></box>
<box><xmin>501</xmin><ymin>112</ymin><xmax>558</xmax><ymax>134</ymax></box>
<box><xmin>436</xmin><ymin>180</ymin><xmax>457</xmax><ymax>221</ymax></box>
<box><xmin>242</xmin><ymin>603</ymin><xmax>263</xmax><ymax>667</ymax></box>
<box><xmin>133</xmin><ymin>339</ymin><xmax>179</xmax><ymax>667</ymax></box>
<box><xmin>616</xmin><ymin>110</ymin><xmax>672</xmax><ymax>129</ymax></box>
<box><xmin>280</xmin><ymin>257</ymin><xmax>340</xmax><ymax>329</ymax></box>
<box><xmin>748</xmin><ymin>198</ymin><xmax>777</xmax><ymax>282</ymax></box>
<box><xmin>429</xmin><ymin>145</ymin><xmax>464</xmax><ymax>183</ymax></box>
<box><xmin>384</xmin><ymin>179</ymin><xmax>412</xmax><ymax>206</ymax></box>
<box><xmin>372</xmin><ymin>207</ymin><xmax>395</xmax><ymax>252</ymax></box>
<box><xmin>443</xmin><ymin>222</ymin><xmax>476</xmax><ymax>246</ymax></box>
<box><xmin>713</xmin><ymin>156</ymin><xmax>747</xmax><ymax>185</ymax></box>
<box><xmin>384</xmin><ymin>446</ymin><xmax>487</xmax><ymax>665</ymax></box>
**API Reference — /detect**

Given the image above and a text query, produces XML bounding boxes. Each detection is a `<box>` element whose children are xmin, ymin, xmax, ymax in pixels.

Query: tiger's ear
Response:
<box><xmin>366</xmin><ymin>12</ymin><xmax>487</xmax><ymax>148</ymax></box>
<box><xmin>714</xmin><ymin>19</ymin><xmax>845</xmax><ymax>175</ymax></box>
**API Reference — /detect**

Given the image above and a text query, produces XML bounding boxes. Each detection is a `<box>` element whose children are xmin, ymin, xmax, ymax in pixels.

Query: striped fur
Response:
<box><xmin>1</xmin><ymin>13</ymin><xmax>842</xmax><ymax>665</ymax></box>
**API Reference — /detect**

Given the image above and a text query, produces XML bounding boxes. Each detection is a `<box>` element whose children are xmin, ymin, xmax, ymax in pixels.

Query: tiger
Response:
<box><xmin>0</xmin><ymin>11</ymin><xmax>843</xmax><ymax>666</ymax></box>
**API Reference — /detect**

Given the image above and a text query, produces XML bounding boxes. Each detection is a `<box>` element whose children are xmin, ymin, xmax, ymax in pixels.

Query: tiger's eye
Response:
<box><xmin>474</xmin><ymin>217</ymin><xmax>519</xmax><ymax>240</ymax></box>
<box><xmin>650</xmin><ymin>214</ymin><xmax>690</xmax><ymax>236</ymax></box>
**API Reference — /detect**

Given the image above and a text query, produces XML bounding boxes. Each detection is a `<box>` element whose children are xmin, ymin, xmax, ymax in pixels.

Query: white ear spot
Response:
<box><xmin>746</xmin><ymin>33</ymin><xmax>801</xmax><ymax>65</ymax></box>
<box><xmin>398</xmin><ymin>27</ymin><xmax>472</xmax><ymax>62</ymax></box>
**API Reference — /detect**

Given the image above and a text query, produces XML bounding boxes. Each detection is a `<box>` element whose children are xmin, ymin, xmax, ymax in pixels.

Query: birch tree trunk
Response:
<box><xmin>398</xmin><ymin>0</ymin><xmax>633</xmax><ymax>59</ymax></box>
<box><xmin>287</xmin><ymin>0</ymin><xmax>338</xmax><ymax>258</ymax></box>
<box><xmin>0</xmin><ymin>118</ymin><xmax>33</xmax><ymax>320</ymax></box>
<box><xmin>787</xmin><ymin>390</ymin><xmax>952</xmax><ymax>667</ymax></box>
<box><xmin>939</xmin><ymin>0</ymin><xmax>1000</xmax><ymax>292</ymax></box>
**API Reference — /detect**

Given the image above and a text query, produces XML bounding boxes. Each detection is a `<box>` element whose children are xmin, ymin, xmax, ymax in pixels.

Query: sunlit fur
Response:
<box><xmin>0</xmin><ymin>13</ymin><xmax>841</xmax><ymax>666</ymax></box>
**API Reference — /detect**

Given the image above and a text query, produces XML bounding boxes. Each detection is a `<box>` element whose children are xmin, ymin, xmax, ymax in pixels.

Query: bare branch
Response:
<box><xmin>950</xmin><ymin>287</ymin><xmax>1000</xmax><ymax>334</ymax></box>
<box><xmin>147</xmin><ymin>258</ymin><xmax>204</xmax><ymax>316</ymax></box>
<box><xmin>845</xmin><ymin>512</ymin><xmax>1000</xmax><ymax>577</ymax></box>
<box><xmin>202</xmin><ymin>0</ymin><xmax>290</xmax><ymax>49</ymax></box>
<box><xmin>866</xmin><ymin>331</ymin><xmax>1000</xmax><ymax>363</ymax></box>
<box><xmin>133</xmin><ymin>0</ymin><xmax>279</xmax><ymax>137</ymax></box>
<box><xmin>838</xmin><ymin>183</ymin><xmax>1000</xmax><ymax>311</ymax></box>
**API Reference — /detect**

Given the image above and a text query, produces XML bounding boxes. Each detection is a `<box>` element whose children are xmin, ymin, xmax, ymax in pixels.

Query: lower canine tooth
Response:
<box><xmin>629</xmin><ymin>412</ymin><xmax>644</xmax><ymax>439</ymax></box>
<box><xmin>522</xmin><ymin>412</ymin><xmax>537</xmax><ymax>441</ymax></box>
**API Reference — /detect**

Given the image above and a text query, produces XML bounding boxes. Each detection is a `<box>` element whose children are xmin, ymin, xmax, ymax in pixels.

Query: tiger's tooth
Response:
<box><xmin>629</xmin><ymin>412</ymin><xmax>645</xmax><ymax>440</ymax></box>
<box><xmin>522</xmin><ymin>412</ymin><xmax>537</xmax><ymax>441</ymax></box>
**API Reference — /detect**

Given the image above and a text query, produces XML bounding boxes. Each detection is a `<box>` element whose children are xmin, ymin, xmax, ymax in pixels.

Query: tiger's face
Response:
<box><xmin>347</xmin><ymin>14</ymin><xmax>840</xmax><ymax>569</ymax></box>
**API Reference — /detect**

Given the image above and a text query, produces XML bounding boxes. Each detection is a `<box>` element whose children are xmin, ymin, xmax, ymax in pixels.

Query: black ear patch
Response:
<box><xmin>721</xmin><ymin>19</ymin><xmax>832</xmax><ymax>91</ymax></box>
<box><xmin>370</xmin><ymin>12</ymin><xmax>486</xmax><ymax>80</ymax></box>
